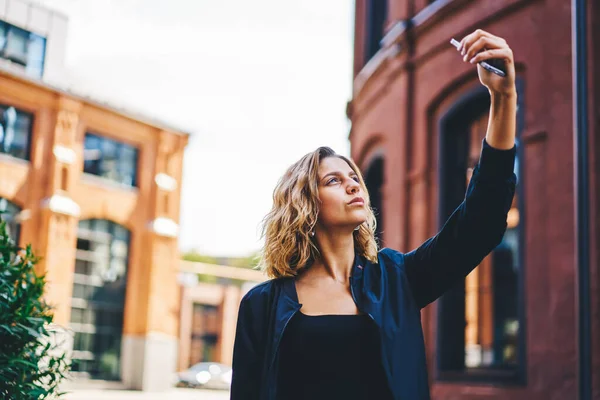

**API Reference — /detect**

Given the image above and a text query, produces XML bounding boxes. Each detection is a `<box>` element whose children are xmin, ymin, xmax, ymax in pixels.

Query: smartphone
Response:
<box><xmin>450</xmin><ymin>38</ymin><xmax>506</xmax><ymax>77</ymax></box>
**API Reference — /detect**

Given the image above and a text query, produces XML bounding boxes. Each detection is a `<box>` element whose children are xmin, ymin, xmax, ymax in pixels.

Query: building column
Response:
<box><xmin>220</xmin><ymin>285</ymin><xmax>241</xmax><ymax>366</ymax></box>
<box><xmin>35</xmin><ymin>98</ymin><xmax>82</xmax><ymax>327</ymax></box>
<box><xmin>121</xmin><ymin>131</ymin><xmax>188</xmax><ymax>391</ymax></box>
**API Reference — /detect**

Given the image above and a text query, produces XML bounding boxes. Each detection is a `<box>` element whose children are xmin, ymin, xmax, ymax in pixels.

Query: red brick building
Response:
<box><xmin>349</xmin><ymin>0</ymin><xmax>600</xmax><ymax>398</ymax></box>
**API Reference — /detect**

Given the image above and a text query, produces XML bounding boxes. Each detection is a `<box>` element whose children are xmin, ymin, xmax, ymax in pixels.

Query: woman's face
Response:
<box><xmin>316</xmin><ymin>156</ymin><xmax>368</xmax><ymax>231</ymax></box>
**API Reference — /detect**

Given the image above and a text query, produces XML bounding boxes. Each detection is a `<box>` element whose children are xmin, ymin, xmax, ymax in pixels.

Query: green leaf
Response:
<box><xmin>11</xmin><ymin>358</ymin><xmax>38</xmax><ymax>368</ymax></box>
<box><xmin>0</xmin><ymin>221</ymin><xmax>69</xmax><ymax>398</ymax></box>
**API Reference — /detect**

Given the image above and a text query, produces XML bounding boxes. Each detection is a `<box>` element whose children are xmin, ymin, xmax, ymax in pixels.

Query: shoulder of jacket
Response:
<box><xmin>378</xmin><ymin>247</ymin><xmax>404</xmax><ymax>263</ymax></box>
<box><xmin>376</xmin><ymin>248</ymin><xmax>407</xmax><ymax>274</ymax></box>
<box><xmin>240</xmin><ymin>278</ymin><xmax>281</xmax><ymax>305</ymax></box>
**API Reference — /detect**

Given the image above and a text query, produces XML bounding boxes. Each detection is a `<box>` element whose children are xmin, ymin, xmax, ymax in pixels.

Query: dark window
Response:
<box><xmin>364</xmin><ymin>0</ymin><xmax>388</xmax><ymax>63</ymax></box>
<box><xmin>364</xmin><ymin>156</ymin><xmax>384</xmax><ymax>246</ymax></box>
<box><xmin>83</xmin><ymin>133</ymin><xmax>139</xmax><ymax>187</ymax></box>
<box><xmin>0</xmin><ymin>21</ymin><xmax>46</xmax><ymax>78</ymax></box>
<box><xmin>436</xmin><ymin>81</ymin><xmax>525</xmax><ymax>383</ymax></box>
<box><xmin>0</xmin><ymin>105</ymin><xmax>33</xmax><ymax>160</ymax></box>
<box><xmin>70</xmin><ymin>219</ymin><xmax>130</xmax><ymax>381</ymax></box>
<box><xmin>190</xmin><ymin>304</ymin><xmax>220</xmax><ymax>365</ymax></box>
<box><xmin>0</xmin><ymin>197</ymin><xmax>21</xmax><ymax>244</ymax></box>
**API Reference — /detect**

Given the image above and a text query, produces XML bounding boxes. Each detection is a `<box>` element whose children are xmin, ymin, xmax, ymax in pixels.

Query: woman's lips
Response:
<box><xmin>348</xmin><ymin>197</ymin><xmax>364</xmax><ymax>206</ymax></box>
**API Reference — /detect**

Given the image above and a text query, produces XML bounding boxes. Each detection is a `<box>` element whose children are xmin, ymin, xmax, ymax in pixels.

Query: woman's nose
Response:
<box><xmin>347</xmin><ymin>180</ymin><xmax>360</xmax><ymax>194</ymax></box>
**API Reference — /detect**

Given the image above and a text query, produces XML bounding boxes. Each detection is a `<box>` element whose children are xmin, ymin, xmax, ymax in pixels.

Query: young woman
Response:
<box><xmin>231</xmin><ymin>29</ymin><xmax>518</xmax><ymax>400</ymax></box>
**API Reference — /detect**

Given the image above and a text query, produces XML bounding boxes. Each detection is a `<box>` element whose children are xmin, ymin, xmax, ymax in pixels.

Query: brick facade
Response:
<box><xmin>0</xmin><ymin>69</ymin><xmax>188</xmax><ymax>390</ymax></box>
<box><xmin>350</xmin><ymin>0</ymin><xmax>599</xmax><ymax>398</ymax></box>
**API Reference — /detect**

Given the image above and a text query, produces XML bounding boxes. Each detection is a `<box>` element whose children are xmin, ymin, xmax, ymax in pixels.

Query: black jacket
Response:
<box><xmin>231</xmin><ymin>139</ymin><xmax>517</xmax><ymax>400</ymax></box>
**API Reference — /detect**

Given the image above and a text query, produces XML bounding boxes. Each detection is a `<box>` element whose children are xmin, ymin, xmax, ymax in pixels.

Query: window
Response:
<box><xmin>190</xmin><ymin>304</ymin><xmax>220</xmax><ymax>365</ymax></box>
<box><xmin>0</xmin><ymin>105</ymin><xmax>33</xmax><ymax>161</ymax></box>
<box><xmin>83</xmin><ymin>133</ymin><xmax>139</xmax><ymax>187</ymax></box>
<box><xmin>0</xmin><ymin>21</ymin><xmax>46</xmax><ymax>78</ymax></box>
<box><xmin>0</xmin><ymin>197</ymin><xmax>21</xmax><ymax>244</ymax></box>
<box><xmin>364</xmin><ymin>0</ymin><xmax>388</xmax><ymax>63</ymax></box>
<box><xmin>364</xmin><ymin>156</ymin><xmax>384</xmax><ymax>246</ymax></box>
<box><xmin>463</xmin><ymin>116</ymin><xmax>521</xmax><ymax>371</ymax></box>
<box><xmin>70</xmin><ymin>219</ymin><xmax>130</xmax><ymax>380</ymax></box>
<box><xmin>436</xmin><ymin>82</ymin><xmax>525</xmax><ymax>383</ymax></box>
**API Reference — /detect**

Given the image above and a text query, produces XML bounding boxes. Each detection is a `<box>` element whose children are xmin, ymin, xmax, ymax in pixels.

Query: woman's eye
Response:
<box><xmin>327</xmin><ymin>178</ymin><xmax>339</xmax><ymax>185</ymax></box>
<box><xmin>352</xmin><ymin>176</ymin><xmax>359</xmax><ymax>182</ymax></box>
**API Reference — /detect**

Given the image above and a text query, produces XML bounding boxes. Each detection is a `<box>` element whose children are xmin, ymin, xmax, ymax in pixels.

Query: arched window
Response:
<box><xmin>70</xmin><ymin>219</ymin><xmax>130</xmax><ymax>381</ymax></box>
<box><xmin>437</xmin><ymin>81</ymin><xmax>525</xmax><ymax>382</ymax></box>
<box><xmin>364</xmin><ymin>156</ymin><xmax>385</xmax><ymax>246</ymax></box>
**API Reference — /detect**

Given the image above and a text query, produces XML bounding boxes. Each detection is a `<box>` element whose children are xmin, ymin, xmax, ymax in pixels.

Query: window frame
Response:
<box><xmin>434</xmin><ymin>80</ymin><xmax>527</xmax><ymax>385</ymax></box>
<box><xmin>0</xmin><ymin>104</ymin><xmax>34</xmax><ymax>161</ymax></box>
<box><xmin>363</xmin><ymin>155</ymin><xmax>385</xmax><ymax>246</ymax></box>
<box><xmin>70</xmin><ymin>218</ymin><xmax>131</xmax><ymax>381</ymax></box>
<box><xmin>0</xmin><ymin>20</ymin><xmax>47</xmax><ymax>78</ymax></box>
<box><xmin>82</xmin><ymin>132</ymin><xmax>140</xmax><ymax>188</ymax></box>
<box><xmin>364</xmin><ymin>0</ymin><xmax>388</xmax><ymax>64</ymax></box>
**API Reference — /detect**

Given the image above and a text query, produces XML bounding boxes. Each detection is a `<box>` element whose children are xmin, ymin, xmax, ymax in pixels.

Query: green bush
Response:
<box><xmin>0</xmin><ymin>221</ymin><xmax>70</xmax><ymax>399</ymax></box>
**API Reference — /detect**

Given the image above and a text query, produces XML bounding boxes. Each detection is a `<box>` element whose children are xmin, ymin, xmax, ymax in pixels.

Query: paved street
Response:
<box><xmin>63</xmin><ymin>388</ymin><xmax>230</xmax><ymax>400</ymax></box>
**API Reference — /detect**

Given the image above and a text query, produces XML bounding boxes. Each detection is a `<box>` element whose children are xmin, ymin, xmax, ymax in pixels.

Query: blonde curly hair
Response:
<box><xmin>258</xmin><ymin>146</ymin><xmax>379</xmax><ymax>279</ymax></box>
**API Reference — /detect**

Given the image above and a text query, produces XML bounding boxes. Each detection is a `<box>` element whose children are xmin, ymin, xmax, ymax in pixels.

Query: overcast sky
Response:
<box><xmin>37</xmin><ymin>0</ymin><xmax>355</xmax><ymax>256</ymax></box>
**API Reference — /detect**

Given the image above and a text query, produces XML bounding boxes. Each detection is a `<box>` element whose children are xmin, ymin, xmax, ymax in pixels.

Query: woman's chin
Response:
<box><xmin>349</xmin><ymin>215</ymin><xmax>368</xmax><ymax>227</ymax></box>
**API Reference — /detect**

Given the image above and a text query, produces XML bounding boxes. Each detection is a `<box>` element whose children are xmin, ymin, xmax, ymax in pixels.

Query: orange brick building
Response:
<box><xmin>0</xmin><ymin>69</ymin><xmax>188</xmax><ymax>390</ymax></box>
<box><xmin>350</xmin><ymin>0</ymin><xmax>600</xmax><ymax>398</ymax></box>
<box><xmin>0</xmin><ymin>0</ymin><xmax>191</xmax><ymax>390</ymax></box>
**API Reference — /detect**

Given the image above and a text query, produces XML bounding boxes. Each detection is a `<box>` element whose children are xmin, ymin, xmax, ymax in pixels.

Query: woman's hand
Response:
<box><xmin>457</xmin><ymin>29</ymin><xmax>516</xmax><ymax>96</ymax></box>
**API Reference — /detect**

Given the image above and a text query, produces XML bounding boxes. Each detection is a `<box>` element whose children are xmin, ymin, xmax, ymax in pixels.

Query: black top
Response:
<box><xmin>276</xmin><ymin>311</ymin><xmax>394</xmax><ymax>400</ymax></box>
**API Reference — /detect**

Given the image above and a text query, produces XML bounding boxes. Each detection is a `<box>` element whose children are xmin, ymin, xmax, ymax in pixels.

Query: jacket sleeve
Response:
<box><xmin>403</xmin><ymin>138</ymin><xmax>517</xmax><ymax>309</ymax></box>
<box><xmin>230</xmin><ymin>295</ymin><xmax>263</xmax><ymax>400</ymax></box>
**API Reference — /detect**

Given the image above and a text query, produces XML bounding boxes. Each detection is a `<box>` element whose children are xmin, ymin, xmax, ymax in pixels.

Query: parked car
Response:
<box><xmin>176</xmin><ymin>362</ymin><xmax>232</xmax><ymax>390</ymax></box>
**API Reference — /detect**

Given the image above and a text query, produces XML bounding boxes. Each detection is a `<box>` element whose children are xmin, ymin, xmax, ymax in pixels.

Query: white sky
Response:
<box><xmin>36</xmin><ymin>0</ymin><xmax>355</xmax><ymax>257</ymax></box>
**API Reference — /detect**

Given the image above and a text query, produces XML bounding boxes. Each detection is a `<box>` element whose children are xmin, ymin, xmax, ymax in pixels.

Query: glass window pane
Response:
<box><xmin>71</xmin><ymin>308</ymin><xmax>85</xmax><ymax>323</ymax></box>
<box><xmin>118</xmin><ymin>145</ymin><xmax>137</xmax><ymax>186</ymax></box>
<box><xmin>79</xmin><ymin>219</ymin><xmax>90</xmax><ymax>230</ymax></box>
<box><xmin>0</xmin><ymin>22</ymin><xmax>7</xmax><ymax>51</ymax></box>
<box><xmin>0</xmin><ymin>106</ymin><xmax>32</xmax><ymax>161</ymax></box>
<box><xmin>100</xmin><ymin>138</ymin><xmax>118</xmax><ymax>181</ymax></box>
<box><xmin>0</xmin><ymin>22</ymin><xmax>46</xmax><ymax>77</ymax></box>
<box><xmin>83</xmin><ymin>134</ymin><xmax>101</xmax><ymax>175</ymax></box>
<box><xmin>71</xmin><ymin>219</ymin><xmax>130</xmax><ymax>380</ymax></box>
<box><xmin>0</xmin><ymin>197</ymin><xmax>21</xmax><ymax>243</ymax></box>
<box><xmin>83</xmin><ymin>134</ymin><xmax>138</xmax><ymax>187</ymax></box>
<box><xmin>460</xmin><ymin>114</ymin><xmax>521</xmax><ymax>371</ymax></box>
<box><xmin>75</xmin><ymin>332</ymin><xmax>92</xmax><ymax>352</ymax></box>
<box><xmin>25</xmin><ymin>33</ymin><xmax>46</xmax><ymax>78</ymax></box>
<box><xmin>5</xmin><ymin>26</ymin><xmax>28</xmax><ymax>65</ymax></box>
<box><xmin>94</xmin><ymin>219</ymin><xmax>109</xmax><ymax>234</ymax></box>
<box><xmin>10</xmin><ymin>111</ymin><xmax>32</xmax><ymax>159</ymax></box>
<box><xmin>86</xmin><ymin>308</ymin><xmax>95</xmax><ymax>325</ymax></box>
<box><xmin>113</xmin><ymin>224</ymin><xmax>129</xmax><ymax>241</ymax></box>
<box><xmin>72</xmin><ymin>283</ymin><xmax>86</xmax><ymax>299</ymax></box>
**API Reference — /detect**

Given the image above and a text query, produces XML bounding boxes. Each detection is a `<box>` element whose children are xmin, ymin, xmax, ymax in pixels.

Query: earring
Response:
<box><xmin>354</xmin><ymin>225</ymin><xmax>361</xmax><ymax>231</ymax></box>
<box><xmin>310</xmin><ymin>231</ymin><xmax>315</xmax><ymax>237</ymax></box>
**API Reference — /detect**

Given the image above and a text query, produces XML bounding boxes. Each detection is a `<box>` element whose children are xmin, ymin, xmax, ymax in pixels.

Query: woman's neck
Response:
<box><xmin>309</xmin><ymin>230</ymin><xmax>355</xmax><ymax>284</ymax></box>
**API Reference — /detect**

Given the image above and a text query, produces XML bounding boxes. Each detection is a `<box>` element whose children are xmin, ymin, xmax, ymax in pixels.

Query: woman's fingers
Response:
<box><xmin>458</xmin><ymin>29</ymin><xmax>505</xmax><ymax>56</ymax></box>
<box><xmin>463</xmin><ymin>36</ymin><xmax>506</xmax><ymax>62</ymax></box>
<box><xmin>468</xmin><ymin>48</ymin><xmax>512</xmax><ymax>64</ymax></box>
